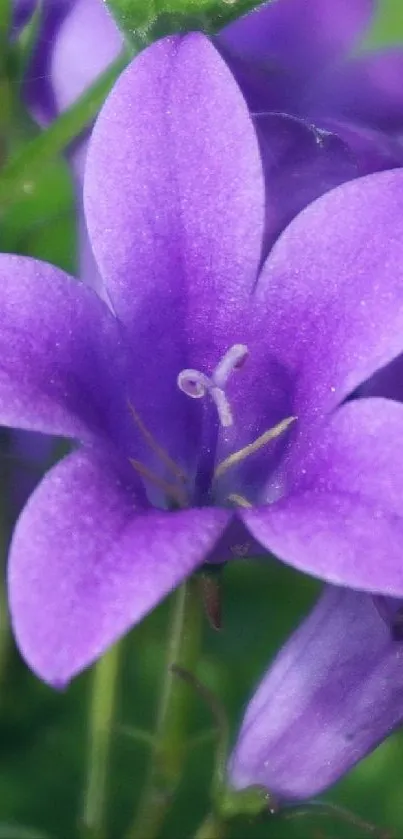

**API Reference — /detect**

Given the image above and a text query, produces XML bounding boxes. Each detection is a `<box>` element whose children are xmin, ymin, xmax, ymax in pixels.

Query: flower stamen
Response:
<box><xmin>129</xmin><ymin>458</ymin><xmax>188</xmax><ymax>507</ymax></box>
<box><xmin>212</xmin><ymin>344</ymin><xmax>249</xmax><ymax>387</ymax></box>
<box><xmin>128</xmin><ymin>402</ymin><xmax>186</xmax><ymax>483</ymax></box>
<box><xmin>214</xmin><ymin>416</ymin><xmax>296</xmax><ymax>481</ymax></box>
<box><xmin>177</xmin><ymin>344</ymin><xmax>249</xmax><ymax>429</ymax></box>
<box><xmin>227</xmin><ymin>493</ymin><xmax>253</xmax><ymax>508</ymax></box>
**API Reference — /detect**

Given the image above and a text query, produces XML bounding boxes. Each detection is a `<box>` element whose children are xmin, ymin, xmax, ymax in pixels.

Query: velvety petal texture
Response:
<box><xmin>244</xmin><ymin>400</ymin><xmax>403</xmax><ymax>594</ymax></box>
<box><xmin>221</xmin><ymin>167</ymin><xmax>403</xmax><ymax>473</ymax></box>
<box><xmin>229</xmin><ymin>586</ymin><xmax>403</xmax><ymax>801</ymax></box>
<box><xmin>7</xmin><ymin>29</ymin><xmax>403</xmax><ymax>691</ymax></box>
<box><xmin>85</xmin><ymin>34</ymin><xmax>264</xmax><ymax>343</ymax></box>
<box><xmin>252</xmin><ymin>169</ymin><xmax>403</xmax><ymax>421</ymax></box>
<box><xmin>85</xmin><ymin>34</ymin><xmax>264</xmax><ymax>469</ymax></box>
<box><xmin>0</xmin><ymin>255</ymin><xmax>127</xmax><ymax>441</ymax></box>
<box><xmin>9</xmin><ymin>449</ymin><xmax>230</xmax><ymax>685</ymax></box>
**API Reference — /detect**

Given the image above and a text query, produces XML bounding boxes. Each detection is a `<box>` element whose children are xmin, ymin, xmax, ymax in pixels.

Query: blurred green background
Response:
<box><xmin>1</xmin><ymin>1</ymin><xmax>403</xmax><ymax>837</ymax></box>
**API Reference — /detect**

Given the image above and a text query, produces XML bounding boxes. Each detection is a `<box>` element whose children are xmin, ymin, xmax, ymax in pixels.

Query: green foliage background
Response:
<box><xmin>0</xmin><ymin>2</ymin><xmax>403</xmax><ymax>837</ymax></box>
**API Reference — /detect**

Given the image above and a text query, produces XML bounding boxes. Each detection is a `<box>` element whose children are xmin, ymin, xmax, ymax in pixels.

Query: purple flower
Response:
<box><xmin>16</xmin><ymin>0</ymin><xmax>122</xmax><ymax>125</ymax></box>
<box><xmin>26</xmin><ymin>0</ymin><xmax>403</xmax><ymax>262</ymax></box>
<box><xmin>229</xmin><ymin>586</ymin><xmax>403</xmax><ymax>801</ymax></box>
<box><xmin>218</xmin><ymin>0</ymin><xmax>403</xmax><ymax>248</ymax></box>
<box><xmin>4</xmin><ymin>34</ymin><xmax>403</xmax><ymax>687</ymax></box>
<box><xmin>218</xmin><ymin>0</ymin><xmax>403</xmax><ymax>164</ymax></box>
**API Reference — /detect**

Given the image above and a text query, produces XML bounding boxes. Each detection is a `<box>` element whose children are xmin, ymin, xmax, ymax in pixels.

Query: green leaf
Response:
<box><xmin>7</xmin><ymin>1</ymin><xmax>43</xmax><ymax>84</ymax></box>
<box><xmin>0</xmin><ymin>50</ymin><xmax>128</xmax><ymax>209</ymax></box>
<box><xmin>105</xmin><ymin>0</ymin><xmax>272</xmax><ymax>42</ymax></box>
<box><xmin>0</xmin><ymin>825</ymin><xmax>49</xmax><ymax>839</ymax></box>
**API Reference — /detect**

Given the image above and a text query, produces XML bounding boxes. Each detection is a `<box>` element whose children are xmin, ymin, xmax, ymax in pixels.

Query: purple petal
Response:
<box><xmin>243</xmin><ymin>399</ymin><xmax>403</xmax><ymax>594</ymax></box>
<box><xmin>229</xmin><ymin>586</ymin><xmax>403</xmax><ymax>800</ymax></box>
<box><xmin>0</xmin><ymin>254</ymin><xmax>127</xmax><ymax>441</ymax></box>
<box><xmin>253</xmin><ymin>169</ymin><xmax>403</xmax><ymax>424</ymax></box>
<box><xmin>49</xmin><ymin>0</ymin><xmax>122</xmax><ymax>114</ymax></box>
<box><xmin>215</xmin><ymin>169</ymin><xmax>403</xmax><ymax>481</ymax></box>
<box><xmin>218</xmin><ymin>0</ymin><xmax>374</xmax><ymax>85</ymax></box>
<box><xmin>85</xmin><ymin>33</ymin><xmax>264</xmax><ymax>469</ymax></box>
<box><xmin>9</xmin><ymin>448</ymin><xmax>230</xmax><ymax>685</ymax></box>
<box><xmin>85</xmin><ymin>33</ymin><xmax>264</xmax><ymax>348</ymax></box>
<box><xmin>313</xmin><ymin>49</ymin><xmax>403</xmax><ymax>133</ymax></box>
<box><xmin>317</xmin><ymin>117</ymin><xmax>403</xmax><ymax>174</ymax></box>
<box><xmin>255</xmin><ymin>113</ymin><xmax>357</xmax><ymax>256</ymax></box>
<box><xmin>361</xmin><ymin>353</ymin><xmax>403</xmax><ymax>402</ymax></box>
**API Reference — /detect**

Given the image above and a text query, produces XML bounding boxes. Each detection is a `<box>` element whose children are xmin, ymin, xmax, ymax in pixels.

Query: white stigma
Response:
<box><xmin>177</xmin><ymin>344</ymin><xmax>248</xmax><ymax>428</ymax></box>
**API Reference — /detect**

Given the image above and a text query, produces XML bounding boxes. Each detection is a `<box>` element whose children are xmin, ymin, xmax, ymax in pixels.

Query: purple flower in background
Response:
<box><xmin>229</xmin><ymin>587</ymin><xmax>403</xmax><ymax>801</ymax></box>
<box><xmin>14</xmin><ymin>0</ymin><xmax>122</xmax><ymax>126</ymax></box>
<box><xmin>18</xmin><ymin>0</ymin><xmax>123</xmax><ymax>293</ymax></box>
<box><xmin>218</xmin><ymin>0</ymin><xmax>403</xmax><ymax>165</ymax></box>
<box><xmin>4</xmin><ymin>34</ymin><xmax>403</xmax><ymax>686</ymax></box>
<box><xmin>218</xmin><ymin>0</ymin><xmax>403</xmax><ymax>249</ymax></box>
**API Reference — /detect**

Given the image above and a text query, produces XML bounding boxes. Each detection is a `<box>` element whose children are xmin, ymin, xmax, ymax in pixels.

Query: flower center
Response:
<box><xmin>128</xmin><ymin>344</ymin><xmax>295</xmax><ymax>510</ymax></box>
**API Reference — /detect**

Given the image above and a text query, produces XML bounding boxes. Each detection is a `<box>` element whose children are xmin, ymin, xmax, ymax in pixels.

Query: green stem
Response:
<box><xmin>0</xmin><ymin>571</ymin><xmax>11</xmax><ymax>692</ymax></box>
<box><xmin>0</xmin><ymin>50</ymin><xmax>128</xmax><ymax>208</ymax></box>
<box><xmin>127</xmin><ymin>579</ymin><xmax>203</xmax><ymax>839</ymax></box>
<box><xmin>193</xmin><ymin>813</ymin><xmax>227</xmax><ymax>839</ymax></box>
<box><xmin>82</xmin><ymin>641</ymin><xmax>122</xmax><ymax>839</ymax></box>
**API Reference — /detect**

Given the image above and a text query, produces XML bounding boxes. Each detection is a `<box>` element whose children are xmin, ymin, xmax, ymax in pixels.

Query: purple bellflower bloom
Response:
<box><xmin>229</xmin><ymin>586</ymin><xmax>403</xmax><ymax>802</ymax></box>
<box><xmin>4</xmin><ymin>35</ymin><xmax>403</xmax><ymax>686</ymax></box>
<box><xmin>218</xmin><ymin>0</ymin><xmax>403</xmax><ymax>170</ymax></box>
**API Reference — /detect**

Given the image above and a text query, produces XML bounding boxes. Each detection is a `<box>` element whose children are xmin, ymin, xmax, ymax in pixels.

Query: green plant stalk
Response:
<box><xmin>193</xmin><ymin>812</ymin><xmax>228</xmax><ymax>839</ymax></box>
<box><xmin>82</xmin><ymin>641</ymin><xmax>122</xmax><ymax>839</ymax></box>
<box><xmin>0</xmin><ymin>50</ymin><xmax>128</xmax><ymax>209</ymax></box>
<box><xmin>127</xmin><ymin>579</ymin><xmax>203</xmax><ymax>839</ymax></box>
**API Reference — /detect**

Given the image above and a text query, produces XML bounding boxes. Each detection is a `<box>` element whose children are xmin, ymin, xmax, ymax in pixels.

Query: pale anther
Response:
<box><xmin>214</xmin><ymin>416</ymin><xmax>297</xmax><ymax>480</ymax></box>
<box><xmin>227</xmin><ymin>493</ymin><xmax>253</xmax><ymax>508</ymax></box>
<box><xmin>177</xmin><ymin>369</ymin><xmax>211</xmax><ymax>399</ymax></box>
<box><xmin>177</xmin><ymin>344</ymin><xmax>249</xmax><ymax>429</ymax></box>
<box><xmin>213</xmin><ymin>344</ymin><xmax>249</xmax><ymax>388</ymax></box>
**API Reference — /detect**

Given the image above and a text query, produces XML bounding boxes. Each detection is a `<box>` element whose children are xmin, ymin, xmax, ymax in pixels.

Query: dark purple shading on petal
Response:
<box><xmin>218</xmin><ymin>0</ymin><xmax>374</xmax><ymax>82</ymax></box>
<box><xmin>8</xmin><ymin>430</ymin><xmax>55</xmax><ymax>516</ymax></box>
<box><xmin>9</xmin><ymin>449</ymin><xmax>230</xmax><ymax>685</ymax></box>
<box><xmin>229</xmin><ymin>585</ymin><xmax>403</xmax><ymax>801</ymax></box>
<box><xmin>360</xmin><ymin>353</ymin><xmax>403</xmax><ymax>402</ymax></box>
<box><xmin>318</xmin><ymin>117</ymin><xmax>403</xmax><ymax>174</ymax></box>
<box><xmin>243</xmin><ymin>399</ymin><xmax>403</xmax><ymax>595</ymax></box>
<box><xmin>0</xmin><ymin>254</ymin><xmax>128</xmax><ymax>442</ymax></box>
<box><xmin>255</xmin><ymin>113</ymin><xmax>357</xmax><ymax>256</ymax></box>
<box><xmin>312</xmin><ymin>49</ymin><xmax>403</xmax><ymax>133</ymax></box>
<box><xmin>85</xmin><ymin>33</ymin><xmax>264</xmax><ymax>471</ymax></box>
